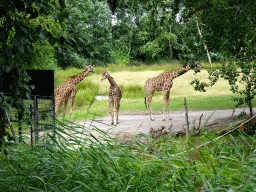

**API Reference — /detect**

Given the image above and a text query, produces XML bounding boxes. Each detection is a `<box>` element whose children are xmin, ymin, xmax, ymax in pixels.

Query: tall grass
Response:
<box><xmin>0</xmin><ymin>118</ymin><xmax>255</xmax><ymax>191</ymax></box>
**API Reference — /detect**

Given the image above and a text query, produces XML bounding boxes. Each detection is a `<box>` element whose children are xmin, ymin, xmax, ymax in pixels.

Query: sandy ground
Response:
<box><xmin>76</xmin><ymin>107</ymin><xmax>254</xmax><ymax>139</ymax></box>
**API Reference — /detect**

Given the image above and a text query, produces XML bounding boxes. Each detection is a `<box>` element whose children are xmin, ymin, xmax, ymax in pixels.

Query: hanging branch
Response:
<box><xmin>185</xmin><ymin>0</ymin><xmax>213</xmax><ymax>19</ymax></box>
<box><xmin>195</xmin><ymin>18</ymin><xmax>212</xmax><ymax>69</ymax></box>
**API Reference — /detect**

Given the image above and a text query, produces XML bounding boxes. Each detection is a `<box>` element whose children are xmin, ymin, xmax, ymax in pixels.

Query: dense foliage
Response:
<box><xmin>0</xmin><ymin>1</ymin><xmax>255</xmax><ymax>190</ymax></box>
<box><xmin>0</xmin><ymin>123</ymin><xmax>255</xmax><ymax>191</ymax></box>
<box><xmin>2</xmin><ymin>0</ymin><xmax>255</xmax><ymax>68</ymax></box>
<box><xmin>185</xmin><ymin>0</ymin><xmax>256</xmax><ymax>116</ymax></box>
<box><xmin>1</xmin><ymin>0</ymin><xmax>255</xmax><ymax>148</ymax></box>
<box><xmin>0</xmin><ymin>0</ymin><xmax>68</xmax><ymax>149</ymax></box>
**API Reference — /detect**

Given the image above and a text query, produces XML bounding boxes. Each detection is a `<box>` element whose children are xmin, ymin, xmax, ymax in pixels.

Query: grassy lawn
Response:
<box><xmin>55</xmin><ymin>63</ymin><xmax>255</xmax><ymax>120</ymax></box>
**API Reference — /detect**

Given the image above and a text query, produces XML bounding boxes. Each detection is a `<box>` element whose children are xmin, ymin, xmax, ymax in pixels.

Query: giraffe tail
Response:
<box><xmin>144</xmin><ymin>86</ymin><xmax>147</xmax><ymax>109</ymax></box>
<box><xmin>144</xmin><ymin>96</ymin><xmax>147</xmax><ymax>109</ymax></box>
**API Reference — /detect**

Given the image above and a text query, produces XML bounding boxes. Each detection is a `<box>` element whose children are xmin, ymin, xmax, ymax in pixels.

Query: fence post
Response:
<box><xmin>34</xmin><ymin>96</ymin><xmax>39</xmax><ymax>141</ymax></box>
<box><xmin>30</xmin><ymin>104</ymin><xmax>33</xmax><ymax>146</ymax></box>
<box><xmin>18</xmin><ymin>111</ymin><xmax>22</xmax><ymax>143</ymax></box>
<box><xmin>5</xmin><ymin>111</ymin><xmax>16</xmax><ymax>142</ymax></box>
<box><xmin>53</xmin><ymin>95</ymin><xmax>56</xmax><ymax>138</ymax></box>
<box><xmin>184</xmin><ymin>98</ymin><xmax>189</xmax><ymax>141</ymax></box>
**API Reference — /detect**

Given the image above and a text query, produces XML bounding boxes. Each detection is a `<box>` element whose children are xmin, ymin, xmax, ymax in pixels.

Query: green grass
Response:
<box><xmin>1</xmin><ymin>119</ymin><xmax>255</xmax><ymax>191</ymax></box>
<box><xmin>54</xmin><ymin>62</ymin><xmax>256</xmax><ymax>120</ymax></box>
<box><xmin>2</xmin><ymin>62</ymin><xmax>256</xmax><ymax>191</ymax></box>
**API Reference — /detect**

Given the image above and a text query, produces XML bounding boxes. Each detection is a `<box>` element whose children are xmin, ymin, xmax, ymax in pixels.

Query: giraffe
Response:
<box><xmin>101</xmin><ymin>70</ymin><xmax>122</xmax><ymax>126</ymax></box>
<box><xmin>144</xmin><ymin>62</ymin><xmax>203</xmax><ymax>121</ymax></box>
<box><xmin>54</xmin><ymin>65</ymin><xmax>94</xmax><ymax>121</ymax></box>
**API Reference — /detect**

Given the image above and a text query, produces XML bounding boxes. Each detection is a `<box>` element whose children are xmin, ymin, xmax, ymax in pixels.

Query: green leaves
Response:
<box><xmin>1</xmin><ymin>118</ymin><xmax>256</xmax><ymax>191</ymax></box>
<box><xmin>0</xmin><ymin>0</ymin><xmax>68</xmax><ymax>148</ymax></box>
<box><xmin>190</xmin><ymin>78</ymin><xmax>208</xmax><ymax>92</ymax></box>
<box><xmin>220</xmin><ymin>42</ymin><xmax>256</xmax><ymax>116</ymax></box>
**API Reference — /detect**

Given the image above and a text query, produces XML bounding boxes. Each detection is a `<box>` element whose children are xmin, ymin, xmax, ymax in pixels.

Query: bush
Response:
<box><xmin>66</xmin><ymin>52</ymin><xmax>89</xmax><ymax>69</ymax></box>
<box><xmin>75</xmin><ymin>81</ymin><xmax>99</xmax><ymax>106</ymax></box>
<box><xmin>120</xmin><ymin>85</ymin><xmax>144</xmax><ymax>98</ymax></box>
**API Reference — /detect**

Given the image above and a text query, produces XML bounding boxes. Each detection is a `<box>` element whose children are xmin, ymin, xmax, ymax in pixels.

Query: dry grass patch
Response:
<box><xmin>55</xmin><ymin>67</ymin><xmax>234</xmax><ymax>99</ymax></box>
<box><xmin>88</xmin><ymin>69</ymin><xmax>234</xmax><ymax>98</ymax></box>
<box><xmin>54</xmin><ymin>66</ymin><xmax>253</xmax><ymax>119</ymax></box>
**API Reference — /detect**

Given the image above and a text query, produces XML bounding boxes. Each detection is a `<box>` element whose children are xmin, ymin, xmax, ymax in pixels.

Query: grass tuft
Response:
<box><xmin>1</xmin><ymin>117</ymin><xmax>255</xmax><ymax>191</ymax></box>
<box><xmin>120</xmin><ymin>84</ymin><xmax>144</xmax><ymax>98</ymax></box>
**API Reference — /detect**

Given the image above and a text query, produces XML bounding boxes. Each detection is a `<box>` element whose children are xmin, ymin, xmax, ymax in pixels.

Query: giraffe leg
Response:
<box><xmin>109</xmin><ymin>97</ymin><xmax>114</xmax><ymax>125</ymax></box>
<box><xmin>163</xmin><ymin>90</ymin><xmax>171</xmax><ymax>121</ymax></box>
<box><xmin>165</xmin><ymin>90</ymin><xmax>172</xmax><ymax>120</ymax></box>
<box><xmin>55</xmin><ymin>100</ymin><xmax>61</xmax><ymax>117</ymax></box>
<box><xmin>70</xmin><ymin>88</ymin><xmax>77</xmax><ymax>122</ymax></box>
<box><xmin>63</xmin><ymin>99</ymin><xmax>68</xmax><ymax>120</ymax></box>
<box><xmin>113</xmin><ymin>98</ymin><xmax>117</xmax><ymax>126</ymax></box>
<box><xmin>55</xmin><ymin>95</ymin><xmax>64</xmax><ymax>118</ymax></box>
<box><xmin>70</xmin><ymin>97</ymin><xmax>75</xmax><ymax>122</ymax></box>
<box><xmin>116</xmin><ymin>100</ymin><xmax>120</xmax><ymax>124</ymax></box>
<box><xmin>147</xmin><ymin>94</ymin><xmax>154</xmax><ymax>121</ymax></box>
<box><xmin>162</xmin><ymin>91</ymin><xmax>167</xmax><ymax>121</ymax></box>
<box><xmin>166</xmin><ymin>90</ymin><xmax>172</xmax><ymax>120</ymax></box>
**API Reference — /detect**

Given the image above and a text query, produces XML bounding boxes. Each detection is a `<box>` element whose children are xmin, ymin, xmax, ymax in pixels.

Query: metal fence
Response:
<box><xmin>1</xmin><ymin>69</ymin><xmax>55</xmax><ymax>145</ymax></box>
<box><xmin>5</xmin><ymin>95</ymin><xmax>55</xmax><ymax>145</ymax></box>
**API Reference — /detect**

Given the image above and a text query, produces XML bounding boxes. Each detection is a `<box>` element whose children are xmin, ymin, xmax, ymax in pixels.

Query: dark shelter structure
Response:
<box><xmin>0</xmin><ymin>69</ymin><xmax>55</xmax><ymax>145</ymax></box>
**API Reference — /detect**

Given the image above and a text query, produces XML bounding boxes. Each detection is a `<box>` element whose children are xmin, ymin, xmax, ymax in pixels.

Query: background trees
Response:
<box><xmin>182</xmin><ymin>0</ymin><xmax>256</xmax><ymax>116</ymax></box>
<box><xmin>1</xmin><ymin>0</ymin><xmax>255</xmax><ymax>148</ymax></box>
<box><xmin>0</xmin><ymin>0</ymin><xmax>67</xmax><ymax>148</ymax></box>
<box><xmin>2</xmin><ymin>0</ymin><xmax>254</xmax><ymax>69</ymax></box>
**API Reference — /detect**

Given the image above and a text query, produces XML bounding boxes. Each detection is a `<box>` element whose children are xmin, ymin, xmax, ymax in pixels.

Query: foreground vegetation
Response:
<box><xmin>0</xmin><ymin>120</ymin><xmax>255</xmax><ymax>191</ymax></box>
<box><xmin>55</xmin><ymin>62</ymin><xmax>256</xmax><ymax>120</ymax></box>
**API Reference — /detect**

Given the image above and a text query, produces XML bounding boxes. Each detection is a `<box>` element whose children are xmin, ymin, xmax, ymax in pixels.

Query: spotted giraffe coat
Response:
<box><xmin>54</xmin><ymin>65</ymin><xmax>94</xmax><ymax>120</ymax></box>
<box><xmin>144</xmin><ymin>64</ymin><xmax>202</xmax><ymax>121</ymax></box>
<box><xmin>101</xmin><ymin>70</ymin><xmax>122</xmax><ymax>125</ymax></box>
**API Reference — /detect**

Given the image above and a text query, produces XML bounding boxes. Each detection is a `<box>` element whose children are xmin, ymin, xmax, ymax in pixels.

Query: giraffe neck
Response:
<box><xmin>171</xmin><ymin>65</ymin><xmax>190</xmax><ymax>79</ymax></box>
<box><xmin>107</xmin><ymin>75</ymin><xmax>117</xmax><ymax>86</ymax></box>
<box><xmin>73</xmin><ymin>68</ymin><xmax>90</xmax><ymax>85</ymax></box>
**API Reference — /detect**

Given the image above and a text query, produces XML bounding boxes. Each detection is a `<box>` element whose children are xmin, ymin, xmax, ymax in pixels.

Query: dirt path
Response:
<box><xmin>76</xmin><ymin>107</ymin><xmax>254</xmax><ymax>139</ymax></box>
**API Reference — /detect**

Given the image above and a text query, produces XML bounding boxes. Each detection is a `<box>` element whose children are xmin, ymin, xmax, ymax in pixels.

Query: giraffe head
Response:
<box><xmin>87</xmin><ymin>65</ymin><xmax>95</xmax><ymax>73</ymax></box>
<box><xmin>101</xmin><ymin>70</ymin><xmax>108</xmax><ymax>82</ymax></box>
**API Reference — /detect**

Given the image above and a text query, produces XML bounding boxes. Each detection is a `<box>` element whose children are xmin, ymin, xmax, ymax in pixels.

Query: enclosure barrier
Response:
<box><xmin>1</xmin><ymin>70</ymin><xmax>55</xmax><ymax>145</ymax></box>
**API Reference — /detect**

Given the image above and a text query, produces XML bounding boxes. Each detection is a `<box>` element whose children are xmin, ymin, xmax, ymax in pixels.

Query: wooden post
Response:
<box><xmin>184</xmin><ymin>98</ymin><xmax>189</xmax><ymax>141</ymax></box>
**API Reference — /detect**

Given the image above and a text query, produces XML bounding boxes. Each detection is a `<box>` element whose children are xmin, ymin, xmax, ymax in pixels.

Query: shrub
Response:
<box><xmin>120</xmin><ymin>85</ymin><xmax>144</xmax><ymax>98</ymax></box>
<box><xmin>75</xmin><ymin>81</ymin><xmax>99</xmax><ymax>106</ymax></box>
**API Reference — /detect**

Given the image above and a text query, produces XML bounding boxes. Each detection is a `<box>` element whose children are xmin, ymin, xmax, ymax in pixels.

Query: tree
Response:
<box><xmin>56</xmin><ymin>0</ymin><xmax>92</xmax><ymax>68</ymax></box>
<box><xmin>182</xmin><ymin>0</ymin><xmax>256</xmax><ymax>56</ymax></box>
<box><xmin>0</xmin><ymin>0</ymin><xmax>67</xmax><ymax>150</ymax></box>
<box><xmin>182</xmin><ymin>0</ymin><xmax>256</xmax><ymax>117</ymax></box>
<box><xmin>85</xmin><ymin>0</ymin><xmax>113</xmax><ymax>63</ymax></box>
<box><xmin>110</xmin><ymin>0</ymin><xmax>196</xmax><ymax>62</ymax></box>
<box><xmin>222</xmin><ymin>41</ymin><xmax>256</xmax><ymax>117</ymax></box>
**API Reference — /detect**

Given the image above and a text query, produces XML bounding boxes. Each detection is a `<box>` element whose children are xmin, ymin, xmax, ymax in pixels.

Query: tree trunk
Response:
<box><xmin>169</xmin><ymin>25</ymin><xmax>173</xmax><ymax>60</ymax></box>
<box><xmin>169</xmin><ymin>42</ymin><xmax>173</xmax><ymax>60</ymax></box>
<box><xmin>195</xmin><ymin>19</ymin><xmax>212</xmax><ymax>69</ymax></box>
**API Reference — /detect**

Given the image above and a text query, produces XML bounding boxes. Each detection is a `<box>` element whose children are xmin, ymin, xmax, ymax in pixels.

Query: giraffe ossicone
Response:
<box><xmin>101</xmin><ymin>70</ymin><xmax>122</xmax><ymax>126</ymax></box>
<box><xmin>144</xmin><ymin>63</ymin><xmax>203</xmax><ymax>121</ymax></box>
<box><xmin>54</xmin><ymin>65</ymin><xmax>94</xmax><ymax>121</ymax></box>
